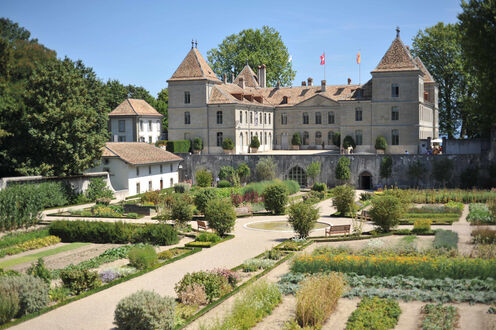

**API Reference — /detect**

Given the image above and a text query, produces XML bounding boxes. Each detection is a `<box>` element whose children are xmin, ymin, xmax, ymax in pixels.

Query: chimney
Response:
<box><xmin>321</xmin><ymin>80</ymin><xmax>326</xmax><ymax>92</ymax></box>
<box><xmin>307</xmin><ymin>77</ymin><xmax>313</xmax><ymax>86</ymax></box>
<box><xmin>259</xmin><ymin>64</ymin><xmax>266</xmax><ymax>88</ymax></box>
<box><xmin>238</xmin><ymin>77</ymin><xmax>245</xmax><ymax>89</ymax></box>
<box><xmin>301</xmin><ymin>81</ymin><xmax>307</xmax><ymax>86</ymax></box>
<box><xmin>231</xmin><ymin>73</ymin><xmax>235</xmax><ymax>83</ymax></box>
<box><xmin>223</xmin><ymin>74</ymin><xmax>227</xmax><ymax>84</ymax></box>
<box><xmin>347</xmin><ymin>78</ymin><xmax>351</xmax><ymax>85</ymax></box>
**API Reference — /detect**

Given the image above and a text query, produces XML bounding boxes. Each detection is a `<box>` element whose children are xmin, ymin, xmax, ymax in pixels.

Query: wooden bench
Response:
<box><xmin>197</xmin><ymin>220</ymin><xmax>210</xmax><ymax>231</ymax></box>
<box><xmin>325</xmin><ymin>224</ymin><xmax>351</xmax><ymax>237</ymax></box>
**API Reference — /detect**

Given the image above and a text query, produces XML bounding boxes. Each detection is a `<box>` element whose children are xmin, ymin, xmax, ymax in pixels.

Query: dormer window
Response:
<box><xmin>391</xmin><ymin>84</ymin><xmax>399</xmax><ymax>97</ymax></box>
<box><xmin>184</xmin><ymin>91</ymin><xmax>191</xmax><ymax>104</ymax></box>
<box><xmin>281</xmin><ymin>96</ymin><xmax>289</xmax><ymax>104</ymax></box>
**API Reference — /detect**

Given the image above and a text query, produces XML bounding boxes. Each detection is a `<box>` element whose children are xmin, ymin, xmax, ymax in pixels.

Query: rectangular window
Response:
<box><xmin>118</xmin><ymin>136</ymin><xmax>126</xmax><ymax>142</ymax></box>
<box><xmin>315</xmin><ymin>112</ymin><xmax>322</xmax><ymax>124</ymax></box>
<box><xmin>239</xmin><ymin>111</ymin><xmax>243</xmax><ymax>124</ymax></box>
<box><xmin>303</xmin><ymin>113</ymin><xmax>309</xmax><ymax>124</ymax></box>
<box><xmin>136</xmin><ymin>182</ymin><xmax>140</xmax><ymax>194</ymax></box>
<box><xmin>160</xmin><ymin>165</ymin><xmax>163</xmax><ymax>173</ymax></box>
<box><xmin>355</xmin><ymin>130</ymin><xmax>363</xmax><ymax>145</ymax></box>
<box><xmin>355</xmin><ymin>107</ymin><xmax>362</xmax><ymax>121</ymax></box>
<box><xmin>328</xmin><ymin>112</ymin><xmax>335</xmax><ymax>124</ymax></box>
<box><xmin>217</xmin><ymin>111</ymin><xmax>223</xmax><ymax>124</ymax></box>
<box><xmin>148</xmin><ymin>136</ymin><xmax>152</xmax><ymax>143</ymax></box>
<box><xmin>148</xmin><ymin>181</ymin><xmax>153</xmax><ymax>191</ymax></box>
<box><xmin>170</xmin><ymin>164</ymin><xmax>173</xmax><ymax>172</ymax></box>
<box><xmin>268</xmin><ymin>114</ymin><xmax>271</xmax><ymax>125</ymax></box>
<box><xmin>139</xmin><ymin>121</ymin><xmax>143</xmax><ymax>131</ymax></box>
<box><xmin>391</xmin><ymin>106</ymin><xmax>399</xmax><ymax>120</ymax></box>
<box><xmin>392</xmin><ymin>129</ymin><xmax>399</xmax><ymax>145</ymax></box>
<box><xmin>148</xmin><ymin>120</ymin><xmax>152</xmax><ymax>130</ymax></box>
<box><xmin>118</xmin><ymin>120</ymin><xmax>125</xmax><ymax>132</ymax></box>
<box><xmin>216</xmin><ymin>132</ymin><xmax>223</xmax><ymax>146</ymax></box>
<box><xmin>136</xmin><ymin>167</ymin><xmax>140</xmax><ymax>177</ymax></box>
<box><xmin>255</xmin><ymin>113</ymin><xmax>258</xmax><ymax>126</ymax></box>
<box><xmin>250</xmin><ymin>112</ymin><xmax>253</xmax><ymax>124</ymax></box>
<box><xmin>184</xmin><ymin>91</ymin><xmax>191</xmax><ymax>104</ymax></box>
<box><xmin>391</xmin><ymin>84</ymin><xmax>399</xmax><ymax>97</ymax></box>
<box><xmin>281</xmin><ymin>113</ymin><xmax>287</xmax><ymax>125</ymax></box>
<box><xmin>184</xmin><ymin>112</ymin><xmax>190</xmax><ymax>124</ymax></box>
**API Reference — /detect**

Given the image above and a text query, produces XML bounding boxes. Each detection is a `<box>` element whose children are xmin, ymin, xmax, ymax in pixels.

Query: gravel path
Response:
<box><xmin>451</xmin><ymin>204</ymin><xmax>473</xmax><ymax>255</ymax></box>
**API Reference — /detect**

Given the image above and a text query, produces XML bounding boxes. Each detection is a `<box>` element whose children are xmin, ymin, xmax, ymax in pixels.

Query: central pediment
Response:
<box><xmin>294</xmin><ymin>94</ymin><xmax>339</xmax><ymax>107</ymax></box>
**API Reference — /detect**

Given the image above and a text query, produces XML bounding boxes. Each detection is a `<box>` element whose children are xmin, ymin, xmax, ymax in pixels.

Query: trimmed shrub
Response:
<box><xmin>60</xmin><ymin>269</ymin><xmax>101</xmax><ymax>294</ymax></box>
<box><xmin>412</xmin><ymin>219</ymin><xmax>432</xmax><ymax>234</ymax></box>
<box><xmin>171</xmin><ymin>198</ymin><xmax>193</xmax><ymax>224</ymax></box>
<box><xmin>217</xmin><ymin>180</ymin><xmax>231</xmax><ymax>188</ymax></box>
<box><xmin>114</xmin><ymin>290</ymin><xmax>175</xmax><ymax>330</ymax></box>
<box><xmin>296</xmin><ymin>273</ymin><xmax>345</xmax><ymax>328</ymax></box>
<box><xmin>312</xmin><ymin>182</ymin><xmax>327</xmax><ymax>192</ymax></box>
<box><xmin>250</xmin><ymin>136</ymin><xmax>260</xmax><ymax>148</ymax></box>
<box><xmin>196</xmin><ymin>232</ymin><xmax>221</xmax><ymax>243</ymax></box>
<box><xmin>331</xmin><ymin>184</ymin><xmax>355</xmax><ymax>215</ymax></box>
<box><xmin>263</xmin><ymin>183</ymin><xmax>289</xmax><ymax>215</ymax></box>
<box><xmin>346</xmin><ymin>297</ymin><xmax>401</xmax><ymax>330</ymax></box>
<box><xmin>288</xmin><ymin>202</ymin><xmax>320</xmax><ymax>238</ymax></box>
<box><xmin>343</xmin><ymin>135</ymin><xmax>356</xmax><ymax>149</ymax></box>
<box><xmin>255</xmin><ymin>157</ymin><xmax>276</xmax><ymax>181</ymax></box>
<box><xmin>236</xmin><ymin>163</ymin><xmax>250</xmax><ymax>183</ymax></box>
<box><xmin>0</xmin><ymin>286</ymin><xmax>19</xmax><ymax>325</ymax></box>
<box><xmin>26</xmin><ymin>258</ymin><xmax>51</xmax><ymax>284</ymax></box>
<box><xmin>175</xmin><ymin>271</ymin><xmax>228</xmax><ymax>302</ymax></box>
<box><xmin>49</xmin><ymin>221</ymin><xmax>178</xmax><ymax>245</ymax></box>
<box><xmin>204</xmin><ymin>199</ymin><xmax>236</xmax><ymax>236</ymax></box>
<box><xmin>86</xmin><ymin>178</ymin><xmax>114</xmax><ymax>201</ymax></box>
<box><xmin>222</xmin><ymin>138</ymin><xmax>234</xmax><ymax>150</ymax></box>
<box><xmin>0</xmin><ymin>274</ymin><xmax>49</xmax><ymax>316</ymax></box>
<box><xmin>336</xmin><ymin>157</ymin><xmax>351</xmax><ymax>181</ymax></box>
<box><xmin>292</xmin><ymin>132</ymin><xmax>301</xmax><ymax>146</ymax></box>
<box><xmin>218</xmin><ymin>166</ymin><xmax>235</xmax><ymax>181</ymax></box>
<box><xmin>194</xmin><ymin>189</ymin><xmax>217</xmax><ymax>214</ymax></box>
<box><xmin>196</xmin><ymin>168</ymin><xmax>213</xmax><ymax>187</ymax></box>
<box><xmin>128</xmin><ymin>245</ymin><xmax>157</xmax><ymax>270</ymax></box>
<box><xmin>192</xmin><ymin>137</ymin><xmax>203</xmax><ymax>151</ymax></box>
<box><xmin>370</xmin><ymin>195</ymin><xmax>406</xmax><ymax>232</ymax></box>
<box><xmin>375</xmin><ymin>136</ymin><xmax>388</xmax><ymax>150</ymax></box>
<box><xmin>166</xmin><ymin>140</ymin><xmax>190</xmax><ymax>153</ymax></box>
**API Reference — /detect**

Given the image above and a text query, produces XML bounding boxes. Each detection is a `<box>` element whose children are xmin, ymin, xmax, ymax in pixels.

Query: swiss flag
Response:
<box><xmin>320</xmin><ymin>52</ymin><xmax>325</xmax><ymax>65</ymax></box>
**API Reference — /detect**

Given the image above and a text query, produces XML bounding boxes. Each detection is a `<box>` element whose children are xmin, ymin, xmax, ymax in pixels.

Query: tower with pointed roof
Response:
<box><xmin>167</xmin><ymin>29</ymin><xmax>438</xmax><ymax>156</ymax></box>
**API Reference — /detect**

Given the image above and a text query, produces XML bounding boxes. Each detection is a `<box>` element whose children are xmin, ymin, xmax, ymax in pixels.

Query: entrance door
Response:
<box><xmin>359</xmin><ymin>172</ymin><xmax>372</xmax><ymax>189</ymax></box>
<box><xmin>160</xmin><ymin>179</ymin><xmax>163</xmax><ymax>190</ymax></box>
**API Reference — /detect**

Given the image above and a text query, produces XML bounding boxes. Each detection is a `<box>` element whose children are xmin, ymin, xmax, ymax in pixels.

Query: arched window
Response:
<box><xmin>240</xmin><ymin>111</ymin><xmax>243</xmax><ymax>124</ymax></box>
<box><xmin>217</xmin><ymin>111</ymin><xmax>223</xmax><ymax>124</ymax></box>
<box><xmin>315</xmin><ymin>131</ymin><xmax>322</xmax><ymax>144</ymax></box>
<box><xmin>287</xmin><ymin>166</ymin><xmax>307</xmax><ymax>187</ymax></box>
<box><xmin>303</xmin><ymin>113</ymin><xmax>309</xmax><ymax>124</ymax></box>
<box><xmin>268</xmin><ymin>133</ymin><xmax>272</xmax><ymax>146</ymax></box>
<box><xmin>303</xmin><ymin>131</ymin><xmax>309</xmax><ymax>145</ymax></box>
<box><xmin>315</xmin><ymin>112</ymin><xmax>322</xmax><ymax>124</ymax></box>
<box><xmin>240</xmin><ymin>133</ymin><xmax>244</xmax><ymax>148</ymax></box>
<box><xmin>264</xmin><ymin>113</ymin><xmax>267</xmax><ymax>125</ymax></box>
<box><xmin>268</xmin><ymin>114</ymin><xmax>271</xmax><ymax>125</ymax></box>
<box><xmin>328</xmin><ymin>111</ymin><xmax>335</xmax><ymax>124</ymax></box>
<box><xmin>328</xmin><ymin>131</ymin><xmax>334</xmax><ymax>144</ymax></box>
<box><xmin>264</xmin><ymin>132</ymin><xmax>267</xmax><ymax>145</ymax></box>
<box><xmin>184</xmin><ymin>112</ymin><xmax>190</xmax><ymax>125</ymax></box>
<box><xmin>250</xmin><ymin>112</ymin><xmax>253</xmax><ymax>124</ymax></box>
<box><xmin>216</xmin><ymin>132</ymin><xmax>223</xmax><ymax>146</ymax></box>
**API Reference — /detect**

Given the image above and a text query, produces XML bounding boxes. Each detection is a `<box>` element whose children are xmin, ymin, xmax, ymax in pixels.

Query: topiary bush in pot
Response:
<box><xmin>114</xmin><ymin>290</ymin><xmax>175</xmax><ymax>330</ymax></box>
<box><xmin>375</xmin><ymin>136</ymin><xmax>388</xmax><ymax>151</ymax></box>
<box><xmin>222</xmin><ymin>137</ymin><xmax>234</xmax><ymax>151</ymax></box>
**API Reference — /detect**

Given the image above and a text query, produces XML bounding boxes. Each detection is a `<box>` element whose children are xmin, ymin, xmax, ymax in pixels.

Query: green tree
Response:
<box><xmin>306</xmin><ymin>161</ymin><xmax>321</xmax><ymax>186</ymax></box>
<box><xmin>155</xmin><ymin>88</ymin><xmax>168</xmax><ymax>132</ymax></box>
<box><xmin>236</xmin><ymin>163</ymin><xmax>250</xmax><ymax>183</ymax></box>
<box><xmin>263</xmin><ymin>183</ymin><xmax>288</xmax><ymax>215</ymax></box>
<box><xmin>204</xmin><ymin>199</ymin><xmax>236</xmax><ymax>236</ymax></box>
<box><xmin>171</xmin><ymin>198</ymin><xmax>193</xmax><ymax>224</ymax></box>
<box><xmin>207</xmin><ymin>26</ymin><xmax>296</xmax><ymax>87</ymax></box>
<box><xmin>287</xmin><ymin>201</ymin><xmax>320</xmax><ymax>239</ymax></box>
<box><xmin>0</xmin><ymin>18</ymin><xmax>30</xmax><ymax>42</ymax></box>
<box><xmin>380</xmin><ymin>156</ymin><xmax>392</xmax><ymax>184</ymax></box>
<box><xmin>411</xmin><ymin>22</ymin><xmax>474</xmax><ymax>138</ymax></box>
<box><xmin>195</xmin><ymin>168</ymin><xmax>213</xmax><ymax>187</ymax></box>
<box><xmin>335</xmin><ymin>157</ymin><xmax>351</xmax><ymax>182</ymax></box>
<box><xmin>194</xmin><ymin>189</ymin><xmax>217</xmax><ymax>214</ymax></box>
<box><xmin>18</xmin><ymin>58</ymin><xmax>108</xmax><ymax>175</ymax></box>
<box><xmin>331</xmin><ymin>184</ymin><xmax>355</xmax><ymax>216</ymax></box>
<box><xmin>369</xmin><ymin>195</ymin><xmax>406</xmax><ymax>232</ymax></box>
<box><xmin>407</xmin><ymin>160</ymin><xmax>427</xmax><ymax>188</ymax></box>
<box><xmin>255</xmin><ymin>157</ymin><xmax>276</xmax><ymax>181</ymax></box>
<box><xmin>458</xmin><ymin>0</ymin><xmax>496</xmax><ymax>137</ymax></box>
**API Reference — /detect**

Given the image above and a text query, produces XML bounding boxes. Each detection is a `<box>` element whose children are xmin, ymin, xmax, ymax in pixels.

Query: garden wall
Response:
<box><xmin>178</xmin><ymin>154</ymin><xmax>489</xmax><ymax>189</ymax></box>
<box><xmin>0</xmin><ymin>172</ymin><xmax>112</xmax><ymax>194</ymax></box>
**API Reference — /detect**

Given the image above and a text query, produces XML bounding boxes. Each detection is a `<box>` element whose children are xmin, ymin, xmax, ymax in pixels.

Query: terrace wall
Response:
<box><xmin>178</xmin><ymin>153</ymin><xmax>489</xmax><ymax>189</ymax></box>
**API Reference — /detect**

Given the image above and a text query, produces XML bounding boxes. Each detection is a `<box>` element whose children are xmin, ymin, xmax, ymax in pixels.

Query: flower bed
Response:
<box><xmin>291</xmin><ymin>253</ymin><xmax>496</xmax><ymax>279</ymax></box>
<box><xmin>184</xmin><ymin>234</ymin><xmax>234</xmax><ymax>248</ymax></box>
<box><xmin>421</xmin><ymin>304</ymin><xmax>458</xmax><ymax>330</ymax></box>
<box><xmin>398</xmin><ymin>189</ymin><xmax>496</xmax><ymax>204</ymax></box>
<box><xmin>49</xmin><ymin>204</ymin><xmax>142</xmax><ymax>219</ymax></box>
<box><xmin>467</xmin><ymin>203</ymin><xmax>495</xmax><ymax>224</ymax></box>
<box><xmin>0</xmin><ymin>235</ymin><xmax>61</xmax><ymax>257</ymax></box>
<box><xmin>345</xmin><ymin>297</ymin><xmax>401</xmax><ymax>330</ymax></box>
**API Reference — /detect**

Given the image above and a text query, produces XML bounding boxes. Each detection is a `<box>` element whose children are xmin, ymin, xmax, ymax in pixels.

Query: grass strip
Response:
<box><xmin>1</xmin><ymin>247</ymin><xmax>201</xmax><ymax>329</ymax></box>
<box><xmin>0</xmin><ymin>242</ymin><xmax>89</xmax><ymax>268</ymax></box>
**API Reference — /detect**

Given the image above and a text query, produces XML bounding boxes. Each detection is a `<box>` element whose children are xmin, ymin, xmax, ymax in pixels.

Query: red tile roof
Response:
<box><xmin>109</xmin><ymin>99</ymin><xmax>163</xmax><ymax>117</ymax></box>
<box><xmin>102</xmin><ymin>143</ymin><xmax>182</xmax><ymax>165</ymax></box>
<box><xmin>168</xmin><ymin>48</ymin><xmax>220</xmax><ymax>82</ymax></box>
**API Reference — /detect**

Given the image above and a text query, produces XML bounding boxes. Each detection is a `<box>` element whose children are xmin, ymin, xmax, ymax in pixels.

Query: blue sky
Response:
<box><xmin>1</xmin><ymin>0</ymin><xmax>461</xmax><ymax>96</ymax></box>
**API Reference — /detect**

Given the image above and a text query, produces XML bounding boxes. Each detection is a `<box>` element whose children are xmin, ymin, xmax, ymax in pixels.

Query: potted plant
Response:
<box><xmin>291</xmin><ymin>132</ymin><xmax>301</xmax><ymax>150</ymax></box>
<box><xmin>375</xmin><ymin>136</ymin><xmax>387</xmax><ymax>154</ymax></box>
<box><xmin>192</xmin><ymin>137</ymin><xmax>203</xmax><ymax>154</ymax></box>
<box><xmin>250</xmin><ymin>136</ymin><xmax>260</xmax><ymax>153</ymax></box>
<box><xmin>222</xmin><ymin>137</ymin><xmax>234</xmax><ymax>154</ymax></box>
<box><xmin>342</xmin><ymin>136</ymin><xmax>356</xmax><ymax>154</ymax></box>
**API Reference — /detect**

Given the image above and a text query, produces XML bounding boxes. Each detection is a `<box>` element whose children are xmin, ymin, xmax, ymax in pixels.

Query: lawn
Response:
<box><xmin>0</xmin><ymin>242</ymin><xmax>89</xmax><ymax>268</ymax></box>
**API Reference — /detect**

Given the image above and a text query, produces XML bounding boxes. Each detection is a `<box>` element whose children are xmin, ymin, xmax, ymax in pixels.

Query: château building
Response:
<box><xmin>167</xmin><ymin>29</ymin><xmax>438</xmax><ymax>154</ymax></box>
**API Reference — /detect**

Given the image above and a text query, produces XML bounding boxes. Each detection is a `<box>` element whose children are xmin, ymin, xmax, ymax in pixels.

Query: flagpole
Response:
<box><xmin>358</xmin><ymin>49</ymin><xmax>361</xmax><ymax>86</ymax></box>
<box><xmin>324</xmin><ymin>50</ymin><xmax>326</xmax><ymax>81</ymax></box>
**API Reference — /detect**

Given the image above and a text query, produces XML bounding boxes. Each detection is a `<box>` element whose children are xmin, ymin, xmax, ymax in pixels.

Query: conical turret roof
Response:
<box><xmin>372</xmin><ymin>37</ymin><xmax>420</xmax><ymax>73</ymax></box>
<box><xmin>168</xmin><ymin>47</ymin><xmax>220</xmax><ymax>82</ymax></box>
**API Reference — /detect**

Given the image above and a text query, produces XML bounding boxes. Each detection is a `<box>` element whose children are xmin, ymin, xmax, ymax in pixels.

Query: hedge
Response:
<box><xmin>166</xmin><ymin>140</ymin><xmax>190</xmax><ymax>153</ymax></box>
<box><xmin>48</xmin><ymin>221</ymin><xmax>178</xmax><ymax>245</ymax></box>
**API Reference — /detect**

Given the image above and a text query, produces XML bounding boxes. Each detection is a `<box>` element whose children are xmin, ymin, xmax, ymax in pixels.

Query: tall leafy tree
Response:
<box><xmin>411</xmin><ymin>23</ymin><xmax>473</xmax><ymax>138</ymax></box>
<box><xmin>207</xmin><ymin>26</ymin><xmax>296</xmax><ymax>87</ymax></box>
<box><xmin>156</xmin><ymin>88</ymin><xmax>168</xmax><ymax>132</ymax></box>
<box><xmin>0</xmin><ymin>18</ymin><xmax>30</xmax><ymax>42</ymax></box>
<box><xmin>104</xmin><ymin>80</ymin><xmax>156</xmax><ymax>112</ymax></box>
<box><xmin>17</xmin><ymin>58</ymin><xmax>109</xmax><ymax>175</ymax></box>
<box><xmin>458</xmin><ymin>0</ymin><xmax>496</xmax><ymax>137</ymax></box>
